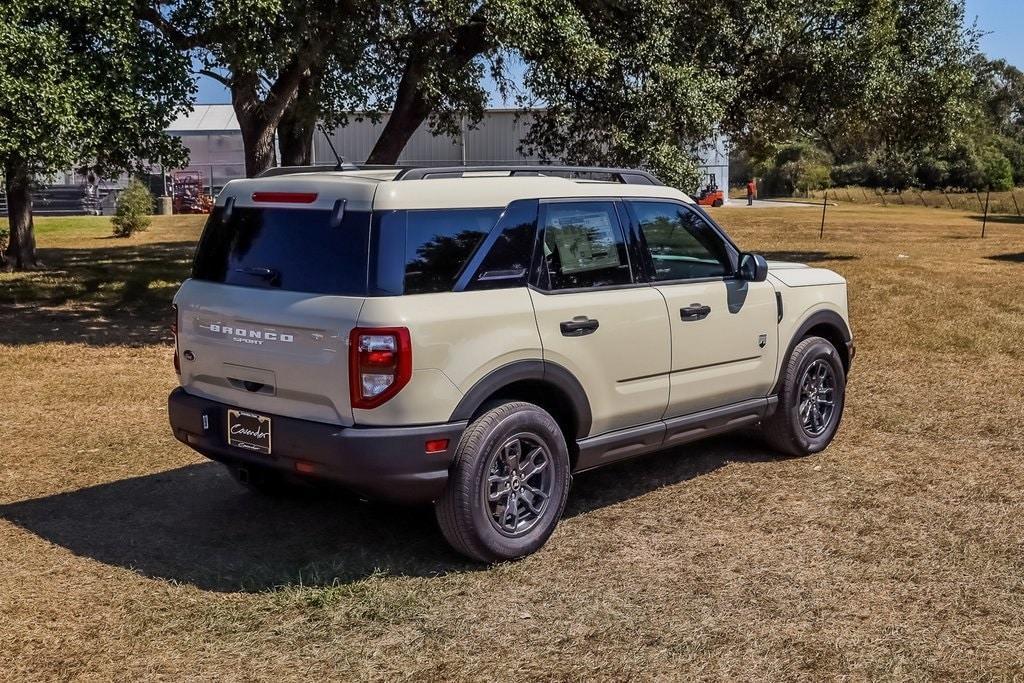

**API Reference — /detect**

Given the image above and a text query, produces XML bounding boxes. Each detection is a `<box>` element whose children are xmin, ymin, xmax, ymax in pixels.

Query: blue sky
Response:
<box><xmin>195</xmin><ymin>1</ymin><xmax>1024</xmax><ymax>105</ymax></box>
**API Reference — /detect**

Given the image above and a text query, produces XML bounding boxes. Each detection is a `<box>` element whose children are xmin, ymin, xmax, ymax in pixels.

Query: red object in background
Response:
<box><xmin>171</xmin><ymin>171</ymin><xmax>214</xmax><ymax>214</ymax></box>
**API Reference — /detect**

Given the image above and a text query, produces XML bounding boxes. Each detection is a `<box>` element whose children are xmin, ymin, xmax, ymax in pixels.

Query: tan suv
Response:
<box><xmin>168</xmin><ymin>165</ymin><xmax>854</xmax><ymax>562</ymax></box>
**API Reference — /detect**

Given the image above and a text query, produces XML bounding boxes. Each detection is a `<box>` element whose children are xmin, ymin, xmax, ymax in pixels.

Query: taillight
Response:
<box><xmin>171</xmin><ymin>304</ymin><xmax>180</xmax><ymax>375</ymax></box>
<box><xmin>349</xmin><ymin>327</ymin><xmax>411</xmax><ymax>409</ymax></box>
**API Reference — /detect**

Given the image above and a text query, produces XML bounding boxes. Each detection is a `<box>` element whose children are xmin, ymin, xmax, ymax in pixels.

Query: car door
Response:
<box><xmin>625</xmin><ymin>200</ymin><xmax>778</xmax><ymax>418</ymax></box>
<box><xmin>528</xmin><ymin>199</ymin><xmax>671</xmax><ymax>437</ymax></box>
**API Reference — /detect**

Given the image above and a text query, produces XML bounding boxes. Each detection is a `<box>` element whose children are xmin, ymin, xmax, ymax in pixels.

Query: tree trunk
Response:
<box><xmin>365</xmin><ymin>62</ymin><xmax>431</xmax><ymax>165</ymax></box>
<box><xmin>278</xmin><ymin>110</ymin><xmax>316</xmax><ymax>166</ymax></box>
<box><xmin>239</xmin><ymin>121</ymin><xmax>278</xmax><ymax>177</ymax></box>
<box><xmin>365</xmin><ymin>20</ymin><xmax>489</xmax><ymax>165</ymax></box>
<box><xmin>3</xmin><ymin>158</ymin><xmax>39</xmax><ymax>271</ymax></box>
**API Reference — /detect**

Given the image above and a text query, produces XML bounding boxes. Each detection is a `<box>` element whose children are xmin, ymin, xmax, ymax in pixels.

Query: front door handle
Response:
<box><xmin>560</xmin><ymin>316</ymin><xmax>600</xmax><ymax>337</ymax></box>
<box><xmin>680</xmin><ymin>304</ymin><xmax>711</xmax><ymax>321</ymax></box>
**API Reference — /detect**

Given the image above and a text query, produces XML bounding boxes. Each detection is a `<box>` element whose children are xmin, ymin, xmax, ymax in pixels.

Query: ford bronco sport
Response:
<box><xmin>168</xmin><ymin>165</ymin><xmax>853</xmax><ymax>562</ymax></box>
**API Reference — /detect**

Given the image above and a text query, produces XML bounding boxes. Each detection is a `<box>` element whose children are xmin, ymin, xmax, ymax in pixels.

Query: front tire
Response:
<box><xmin>435</xmin><ymin>401</ymin><xmax>571</xmax><ymax>562</ymax></box>
<box><xmin>763</xmin><ymin>336</ymin><xmax>846</xmax><ymax>456</ymax></box>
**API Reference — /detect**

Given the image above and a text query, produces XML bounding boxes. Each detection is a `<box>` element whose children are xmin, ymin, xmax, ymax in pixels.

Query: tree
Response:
<box><xmin>141</xmin><ymin>0</ymin><xmax>382</xmax><ymax>176</ymax></box>
<box><xmin>0</xmin><ymin>0</ymin><xmax>190</xmax><ymax>270</ymax></box>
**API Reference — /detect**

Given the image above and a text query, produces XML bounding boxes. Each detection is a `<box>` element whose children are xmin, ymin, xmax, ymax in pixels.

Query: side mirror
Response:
<box><xmin>739</xmin><ymin>253</ymin><xmax>768</xmax><ymax>282</ymax></box>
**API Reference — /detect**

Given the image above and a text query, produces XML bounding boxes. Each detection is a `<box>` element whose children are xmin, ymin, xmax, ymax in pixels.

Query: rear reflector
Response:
<box><xmin>294</xmin><ymin>460</ymin><xmax>318</xmax><ymax>474</ymax></box>
<box><xmin>251</xmin><ymin>191</ymin><xmax>318</xmax><ymax>204</ymax></box>
<box><xmin>425</xmin><ymin>439</ymin><xmax>449</xmax><ymax>454</ymax></box>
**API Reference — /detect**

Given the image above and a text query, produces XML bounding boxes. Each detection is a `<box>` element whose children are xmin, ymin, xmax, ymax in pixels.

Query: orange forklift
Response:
<box><xmin>695</xmin><ymin>173</ymin><xmax>725</xmax><ymax>207</ymax></box>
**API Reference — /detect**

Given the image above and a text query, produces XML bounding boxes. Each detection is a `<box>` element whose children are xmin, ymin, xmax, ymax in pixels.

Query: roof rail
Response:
<box><xmin>257</xmin><ymin>164</ymin><xmax>359</xmax><ymax>177</ymax></box>
<box><xmin>256</xmin><ymin>163</ymin><xmax>411</xmax><ymax>178</ymax></box>
<box><xmin>392</xmin><ymin>165</ymin><xmax>664</xmax><ymax>186</ymax></box>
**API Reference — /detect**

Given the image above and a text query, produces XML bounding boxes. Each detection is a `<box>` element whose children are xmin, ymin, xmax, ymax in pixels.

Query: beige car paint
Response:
<box><xmin>175</xmin><ymin>170</ymin><xmax>852</xmax><ymax>440</ymax></box>
<box><xmin>656</xmin><ymin>278</ymin><xmax>780</xmax><ymax>418</ymax></box>
<box><xmin>529</xmin><ymin>286</ymin><xmax>672</xmax><ymax>435</ymax></box>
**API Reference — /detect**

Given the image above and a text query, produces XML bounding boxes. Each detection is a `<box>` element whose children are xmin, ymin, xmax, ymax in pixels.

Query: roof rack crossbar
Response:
<box><xmin>392</xmin><ymin>165</ymin><xmax>664</xmax><ymax>186</ymax></box>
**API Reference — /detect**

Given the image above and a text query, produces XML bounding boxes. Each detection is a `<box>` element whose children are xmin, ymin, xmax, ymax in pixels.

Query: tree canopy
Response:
<box><xmin>1</xmin><ymin>0</ymin><xmax>191</xmax><ymax>269</ymax></box>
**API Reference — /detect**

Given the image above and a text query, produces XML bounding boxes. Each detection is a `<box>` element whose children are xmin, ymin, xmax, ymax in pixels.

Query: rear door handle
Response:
<box><xmin>680</xmin><ymin>304</ymin><xmax>711</xmax><ymax>321</ymax></box>
<box><xmin>560</xmin><ymin>317</ymin><xmax>600</xmax><ymax>337</ymax></box>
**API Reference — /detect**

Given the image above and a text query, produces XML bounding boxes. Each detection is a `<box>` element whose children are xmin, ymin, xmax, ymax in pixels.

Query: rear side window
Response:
<box><xmin>192</xmin><ymin>206</ymin><xmax>371</xmax><ymax>295</ymax></box>
<box><xmin>404</xmin><ymin>209</ymin><xmax>499</xmax><ymax>294</ymax></box>
<box><xmin>371</xmin><ymin>208</ymin><xmax>501</xmax><ymax>295</ymax></box>
<box><xmin>464</xmin><ymin>200</ymin><xmax>539</xmax><ymax>291</ymax></box>
<box><xmin>540</xmin><ymin>201</ymin><xmax>632</xmax><ymax>290</ymax></box>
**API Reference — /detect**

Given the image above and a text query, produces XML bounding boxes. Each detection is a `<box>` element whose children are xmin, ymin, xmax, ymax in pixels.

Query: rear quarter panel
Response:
<box><xmin>353</xmin><ymin>288</ymin><xmax>542</xmax><ymax>425</ymax></box>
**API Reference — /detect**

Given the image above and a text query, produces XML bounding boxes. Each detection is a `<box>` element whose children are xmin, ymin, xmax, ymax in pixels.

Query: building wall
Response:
<box><xmin>168</xmin><ymin>105</ymin><xmax>728</xmax><ymax>200</ymax></box>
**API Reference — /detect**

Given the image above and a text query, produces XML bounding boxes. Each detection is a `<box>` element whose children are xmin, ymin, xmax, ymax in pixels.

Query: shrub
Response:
<box><xmin>0</xmin><ymin>223</ymin><xmax>8</xmax><ymax>253</ymax></box>
<box><xmin>980</xmin><ymin>148</ymin><xmax>1013</xmax><ymax>191</ymax></box>
<box><xmin>111</xmin><ymin>179</ymin><xmax>154</xmax><ymax>238</ymax></box>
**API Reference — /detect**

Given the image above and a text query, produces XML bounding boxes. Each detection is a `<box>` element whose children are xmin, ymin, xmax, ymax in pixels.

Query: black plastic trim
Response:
<box><xmin>772</xmin><ymin>310</ymin><xmax>854</xmax><ymax>394</ymax></box>
<box><xmin>575</xmin><ymin>397</ymin><xmax>777</xmax><ymax>471</ymax></box>
<box><xmin>168</xmin><ymin>388</ymin><xmax>466</xmax><ymax>504</ymax></box>
<box><xmin>394</xmin><ymin>165</ymin><xmax>664</xmax><ymax>186</ymax></box>
<box><xmin>449</xmin><ymin>360</ymin><xmax>593</xmax><ymax>439</ymax></box>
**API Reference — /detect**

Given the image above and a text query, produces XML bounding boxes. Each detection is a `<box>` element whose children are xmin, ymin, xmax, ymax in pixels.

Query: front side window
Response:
<box><xmin>540</xmin><ymin>201</ymin><xmax>632</xmax><ymax>290</ymax></box>
<box><xmin>630</xmin><ymin>201</ymin><xmax>731</xmax><ymax>281</ymax></box>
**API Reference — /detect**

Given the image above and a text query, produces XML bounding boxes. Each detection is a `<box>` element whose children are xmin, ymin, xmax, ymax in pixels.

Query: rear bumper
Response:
<box><xmin>167</xmin><ymin>387</ymin><xmax>465</xmax><ymax>504</ymax></box>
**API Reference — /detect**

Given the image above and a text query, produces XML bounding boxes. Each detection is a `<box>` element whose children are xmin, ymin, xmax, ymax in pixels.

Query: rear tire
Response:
<box><xmin>435</xmin><ymin>401</ymin><xmax>571</xmax><ymax>563</ymax></box>
<box><xmin>712</xmin><ymin>198</ymin><xmax>724</xmax><ymax>207</ymax></box>
<box><xmin>763</xmin><ymin>336</ymin><xmax>846</xmax><ymax>456</ymax></box>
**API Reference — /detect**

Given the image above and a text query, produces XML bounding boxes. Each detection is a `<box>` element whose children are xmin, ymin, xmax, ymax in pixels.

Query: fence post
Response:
<box><xmin>976</xmin><ymin>191</ymin><xmax>984</xmax><ymax>212</ymax></box>
<box><xmin>942</xmin><ymin>189</ymin><xmax>953</xmax><ymax>210</ymax></box>
<box><xmin>982</xmin><ymin>189</ymin><xmax>991</xmax><ymax>238</ymax></box>
<box><xmin>820</xmin><ymin>190</ymin><xmax>828</xmax><ymax>239</ymax></box>
<box><xmin>1012</xmin><ymin>190</ymin><xmax>1021</xmax><ymax>217</ymax></box>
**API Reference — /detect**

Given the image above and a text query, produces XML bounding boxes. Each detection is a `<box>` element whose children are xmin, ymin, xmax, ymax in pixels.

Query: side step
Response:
<box><xmin>574</xmin><ymin>397</ymin><xmax>777</xmax><ymax>472</ymax></box>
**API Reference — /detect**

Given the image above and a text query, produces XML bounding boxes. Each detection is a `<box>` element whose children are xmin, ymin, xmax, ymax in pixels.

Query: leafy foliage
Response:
<box><xmin>0</xmin><ymin>0</ymin><xmax>192</xmax><ymax>268</ymax></box>
<box><xmin>111</xmin><ymin>179</ymin><xmax>155</xmax><ymax>238</ymax></box>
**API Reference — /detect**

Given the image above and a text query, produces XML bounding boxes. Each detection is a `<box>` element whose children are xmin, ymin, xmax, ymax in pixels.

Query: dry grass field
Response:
<box><xmin>1</xmin><ymin>203</ymin><xmax>1022</xmax><ymax>681</ymax></box>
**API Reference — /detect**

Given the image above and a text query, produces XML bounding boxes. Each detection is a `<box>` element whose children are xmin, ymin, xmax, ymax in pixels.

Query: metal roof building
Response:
<box><xmin>166</xmin><ymin>104</ymin><xmax>729</xmax><ymax>197</ymax></box>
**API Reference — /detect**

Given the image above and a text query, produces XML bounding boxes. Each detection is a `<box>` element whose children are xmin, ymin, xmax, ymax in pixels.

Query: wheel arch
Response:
<box><xmin>773</xmin><ymin>309</ymin><xmax>852</xmax><ymax>394</ymax></box>
<box><xmin>450</xmin><ymin>360</ymin><xmax>592</xmax><ymax>452</ymax></box>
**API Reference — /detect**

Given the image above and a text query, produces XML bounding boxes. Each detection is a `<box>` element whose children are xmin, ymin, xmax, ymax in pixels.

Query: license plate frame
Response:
<box><xmin>226</xmin><ymin>409</ymin><xmax>272</xmax><ymax>455</ymax></box>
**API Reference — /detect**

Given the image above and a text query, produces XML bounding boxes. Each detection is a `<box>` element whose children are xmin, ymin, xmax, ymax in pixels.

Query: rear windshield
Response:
<box><xmin>192</xmin><ymin>206</ymin><xmax>371</xmax><ymax>296</ymax></box>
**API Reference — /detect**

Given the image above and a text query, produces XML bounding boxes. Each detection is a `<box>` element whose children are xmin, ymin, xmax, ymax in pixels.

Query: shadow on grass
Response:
<box><xmin>759</xmin><ymin>250</ymin><xmax>859</xmax><ymax>263</ymax></box>
<box><xmin>968</xmin><ymin>214</ymin><xmax>1024</xmax><ymax>225</ymax></box>
<box><xmin>0</xmin><ymin>240</ymin><xmax>194</xmax><ymax>346</ymax></box>
<box><xmin>0</xmin><ymin>435</ymin><xmax>778</xmax><ymax>592</ymax></box>
<box><xmin>986</xmin><ymin>252</ymin><xmax>1024</xmax><ymax>263</ymax></box>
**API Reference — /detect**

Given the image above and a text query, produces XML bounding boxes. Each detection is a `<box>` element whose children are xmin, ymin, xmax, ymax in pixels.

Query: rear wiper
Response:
<box><xmin>234</xmin><ymin>266</ymin><xmax>280</xmax><ymax>284</ymax></box>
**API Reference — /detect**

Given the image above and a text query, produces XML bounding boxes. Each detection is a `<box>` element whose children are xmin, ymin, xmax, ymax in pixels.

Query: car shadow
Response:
<box><xmin>0</xmin><ymin>435</ymin><xmax>778</xmax><ymax>592</ymax></box>
<box><xmin>0</xmin><ymin>241</ymin><xmax>194</xmax><ymax>347</ymax></box>
<box><xmin>986</xmin><ymin>252</ymin><xmax>1024</xmax><ymax>263</ymax></box>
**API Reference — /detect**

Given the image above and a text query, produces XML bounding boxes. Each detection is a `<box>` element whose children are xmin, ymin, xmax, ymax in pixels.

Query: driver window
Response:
<box><xmin>630</xmin><ymin>201</ymin><xmax>731</xmax><ymax>281</ymax></box>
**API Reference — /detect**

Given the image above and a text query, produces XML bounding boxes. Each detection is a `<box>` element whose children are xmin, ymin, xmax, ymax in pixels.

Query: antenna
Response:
<box><xmin>317</xmin><ymin>123</ymin><xmax>345</xmax><ymax>170</ymax></box>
